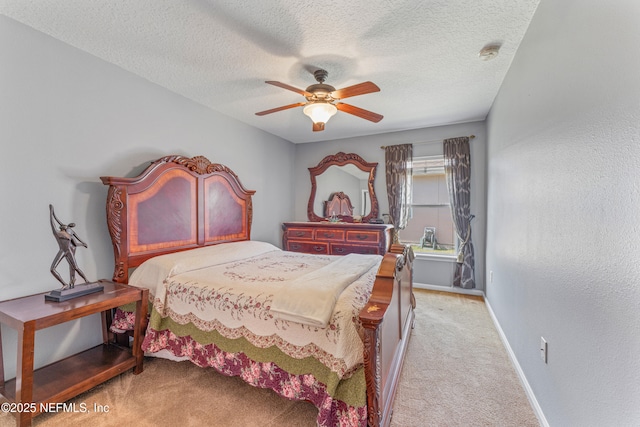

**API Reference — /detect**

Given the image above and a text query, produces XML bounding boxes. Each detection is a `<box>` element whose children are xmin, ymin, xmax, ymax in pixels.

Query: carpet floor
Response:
<box><xmin>0</xmin><ymin>289</ymin><xmax>539</xmax><ymax>426</ymax></box>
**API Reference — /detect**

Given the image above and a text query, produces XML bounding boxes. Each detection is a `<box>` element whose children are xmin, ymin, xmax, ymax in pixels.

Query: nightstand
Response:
<box><xmin>0</xmin><ymin>280</ymin><xmax>147</xmax><ymax>427</ymax></box>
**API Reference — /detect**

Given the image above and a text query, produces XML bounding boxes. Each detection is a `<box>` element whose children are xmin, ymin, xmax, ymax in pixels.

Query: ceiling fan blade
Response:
<box><xmin>336</xmin><ymin>103</ymin><xmax>383</xmax><ymax>123</ymax></box>
<box><xmin>255</xmin><ymin>102</ymin><xmax>305</xmax><ymax>116</ymax></box>
<box><xmin>331</xmin><ymin>82</ymin><xmax>380</xmax><ymax>100</ymax></box>
<box><xmin>265</xmin><ymin>81</ymin><xmax>312</xmax><ymax>97</ymax></box>
<box><xmin>312</xmin><ymin>122</ymin><xmax>325</xmax><ymax>132</ymax></box>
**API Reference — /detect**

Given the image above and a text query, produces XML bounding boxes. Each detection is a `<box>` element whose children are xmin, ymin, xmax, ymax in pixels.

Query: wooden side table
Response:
<box><xmin>0</xmin><ymin>280</ymin><xmax>148</xmax><ymax>427</ymax></box>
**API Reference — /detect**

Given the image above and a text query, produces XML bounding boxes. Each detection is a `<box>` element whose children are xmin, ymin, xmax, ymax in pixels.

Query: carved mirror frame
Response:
<box><xmin>307</xmin><ymin>152</ymin><xmax>379</xmax><ymax>222</ymax></box>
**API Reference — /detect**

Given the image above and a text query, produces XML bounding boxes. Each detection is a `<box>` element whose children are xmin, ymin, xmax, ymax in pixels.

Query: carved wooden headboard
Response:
<box><xmin>324</xmin><ymin>191</ymin><xmax>354</xmax><ymax>217</ymax></box>
<box><xmin>100</xmin><ymin>155</ymin><xmax>255</xmax><ymax>283</ymax></box>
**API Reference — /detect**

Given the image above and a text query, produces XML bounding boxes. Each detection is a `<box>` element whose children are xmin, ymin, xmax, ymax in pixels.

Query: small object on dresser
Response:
<box><xmin>46</xmin><ymin>204</ymin><xmax>103</xmax><ymax>301</ymax></box>
<box><xmin>369</xmin><ymin>218</ymin><xmax>385</xmax><ymax>224</ymax></box>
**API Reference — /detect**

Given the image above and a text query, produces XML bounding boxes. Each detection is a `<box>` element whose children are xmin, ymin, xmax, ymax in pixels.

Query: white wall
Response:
<box><xmin>486</xmin><ymin>0</ymin><xmax>640</xmax><ymax>425</ymax></box>
<box><xmin>0</xmin><ymin>16</ymin><xmax>295</xmax><ymax>379</ymax></box>
<box><xmin>294</xmin><ymin>121</ymin><xmax>486</xmax><ymax>290</ymax></box>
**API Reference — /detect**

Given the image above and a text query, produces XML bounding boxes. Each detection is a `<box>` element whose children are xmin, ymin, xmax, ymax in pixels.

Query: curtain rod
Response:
<box><xmin>380</xmin><ymin>134</ymin><xmax>475</xmax><ymax>149</ymax></box>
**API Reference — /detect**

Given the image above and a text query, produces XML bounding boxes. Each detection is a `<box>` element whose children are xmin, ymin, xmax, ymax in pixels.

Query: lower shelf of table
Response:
<box><xmin>0</xmin><ymin>344</ymin><xmax>137</xmax><ymax>414</ymax></box>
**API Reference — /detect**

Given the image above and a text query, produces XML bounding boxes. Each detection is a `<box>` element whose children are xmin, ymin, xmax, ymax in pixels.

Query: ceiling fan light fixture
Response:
<box><xmin>303</xmin><ymin>102</ymin><xmax>337</xmax><ymax>124</ymax></box>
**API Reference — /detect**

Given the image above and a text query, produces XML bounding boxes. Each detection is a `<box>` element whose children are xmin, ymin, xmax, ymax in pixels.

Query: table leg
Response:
<box><xmin>15</xmin><ymin>322</ymin><xmax>35</xmax><ymax>427</ymax></box>
<box><xmin>101</xmin><ymin>310</ymin><xmax>109</xmax><ymax>345</ymax></box>
<box><xmin>0</xmin><ymin>325</ymin><xmax>5</xmax><ymax>388</ymax></box>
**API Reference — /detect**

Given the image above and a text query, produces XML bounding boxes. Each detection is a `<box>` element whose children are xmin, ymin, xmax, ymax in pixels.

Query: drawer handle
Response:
<box><xmin>295</xmin><ymin>231</ymin><xmax>305</xmax><ymax>237</ymax></box>
<box><xmin>355</xmin><ymin>234</ymin><xmax>369</xmax><ymax>240</ymax></box>
<box><xmin>322</xmin><ymin>232</ymin><xmax>334</xmax><ymax>238</ymax></box>
<box><xmin>334</xmin><ymin>247</ymin><xmax>345</xmax><ymax>254</ymax></box>
<box><xmin>291</xmin><ymin>244</ymin><xmax>301</xmax><ymax>250</ymax></box>
<box><xmin>313</xmin><ymin>246</ymin><xmax>325</xmax><ymax>252</ymax></box>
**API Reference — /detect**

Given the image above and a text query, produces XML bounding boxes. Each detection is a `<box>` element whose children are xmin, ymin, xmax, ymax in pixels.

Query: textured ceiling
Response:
<box><xmin>1</xmin><ymin>0</ymin><xmax>540</xmax><ymax>143</ymax></box>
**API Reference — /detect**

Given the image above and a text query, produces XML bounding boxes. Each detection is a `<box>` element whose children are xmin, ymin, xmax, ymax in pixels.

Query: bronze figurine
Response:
<box><xmin>49</xmin><ymin>204</ymin><xmax>89</xmax><ymax>289</ymax></box>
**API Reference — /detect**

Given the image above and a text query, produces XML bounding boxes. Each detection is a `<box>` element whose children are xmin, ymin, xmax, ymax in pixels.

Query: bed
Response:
<box><xmin>100</xmin><ymin>155</ymin><xmax>414</xmax><ymax>427</ymax></box>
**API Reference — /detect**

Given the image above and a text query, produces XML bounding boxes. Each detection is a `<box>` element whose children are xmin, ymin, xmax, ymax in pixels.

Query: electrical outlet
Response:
<box><xmin>489</xmin><ymin>271</ymin><xmax>493</xmax><ymax>283</ymax></box>
<box><xmin>540</xmin><ymin>337</ymin><xmax>548</xmax><ymax>363</ymax></box>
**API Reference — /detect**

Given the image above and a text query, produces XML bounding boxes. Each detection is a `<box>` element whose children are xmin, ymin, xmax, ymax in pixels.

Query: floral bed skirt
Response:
<box><xmin>112</xmin><ymin>308</ymin><xmax>368</xmax><ymax>427</ymax></box>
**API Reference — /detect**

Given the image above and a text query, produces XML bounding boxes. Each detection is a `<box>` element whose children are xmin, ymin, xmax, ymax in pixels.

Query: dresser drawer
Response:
<box><xmin>331</xmin><ymin>244</ymin><xmax>382</xmax><ymax>256</ymax></box>
<box><xmin>346</xmin><ymin>230</ymin><xmax>380</xmax><ymax>244</ymax></box>
<box><xmin>285</xmin><ymin>228</ymin><xmax>314</xmax><ymax>240</ymax></box>
<box><xmin>314</xmin><ymin>229</ymin><xmax>345</xmax><ymax>241</ymax></box>
<box><xmin>286</xmin><ymin>241</ymin><xmax>329</xmax><ymax>254</ymax></box>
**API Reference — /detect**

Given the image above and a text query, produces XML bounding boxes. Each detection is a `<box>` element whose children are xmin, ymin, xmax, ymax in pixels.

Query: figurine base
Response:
<box><xmin>45</xmin><ymin>282</ymin><xmax>104</xmax><ymax>302</ymax></box>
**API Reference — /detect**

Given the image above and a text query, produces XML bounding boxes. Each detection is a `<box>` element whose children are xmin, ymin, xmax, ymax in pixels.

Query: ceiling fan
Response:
<box><xmin>255</xmin><ymin>69</ymin><xmax>383</xmax><ymax>132</ymax></box>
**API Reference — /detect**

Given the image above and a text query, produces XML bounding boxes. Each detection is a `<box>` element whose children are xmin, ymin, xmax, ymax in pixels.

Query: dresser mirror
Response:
<box><xmin>307</xmin><ymin>152</ymin><xmax>379</xmax><ymax>222</ymax></box>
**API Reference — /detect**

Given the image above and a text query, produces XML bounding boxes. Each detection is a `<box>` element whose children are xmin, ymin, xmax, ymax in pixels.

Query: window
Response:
<box><xmin>398</xmin><ymin>155</ymin><xmax>456</xmax><ymax>255</ymax></box>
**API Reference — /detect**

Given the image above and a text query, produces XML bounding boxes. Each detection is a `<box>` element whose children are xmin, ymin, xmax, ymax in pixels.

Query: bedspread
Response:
<box><xmin>113</xmin><ymin>241</ymin><xmax>381</xmax><ymax>426</ymax></box>
<box><xmin>120</xmin><ymin>241</ymin><xmax>380</xmax><ymax>378</ymax></box>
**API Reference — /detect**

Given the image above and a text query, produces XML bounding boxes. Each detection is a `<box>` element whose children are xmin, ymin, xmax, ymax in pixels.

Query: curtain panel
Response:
<box><xmin>444</xmin><ymin>137</ymin><xmax>475</xmax><ymax>289</ymax></box>
<box><xmin>385</xmin><ymin>144</ymin><xmax>413</xmax><ymax>243</ymax></box>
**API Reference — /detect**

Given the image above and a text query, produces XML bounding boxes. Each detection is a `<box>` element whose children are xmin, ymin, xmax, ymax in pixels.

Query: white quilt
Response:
<box><xmin>128</xmin><ymin>241</ymin><xmax>382</xmax><ymax>377</ymax></box>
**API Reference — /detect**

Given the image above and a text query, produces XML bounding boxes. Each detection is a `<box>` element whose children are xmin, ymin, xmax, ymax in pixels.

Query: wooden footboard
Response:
<box><xmin>360</xmin><ymin>243</ymin><xmax>415</xmax><ymax>427</ymax></box>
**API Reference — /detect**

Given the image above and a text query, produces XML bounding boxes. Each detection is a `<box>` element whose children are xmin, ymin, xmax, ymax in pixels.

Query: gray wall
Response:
<box><xmin>293</xmin><ymin>121</ymin><xmax>486</xmax><ymax>291</ymax></box>
<box><xmin>0</xmin><ymin>16</ymin><xmax>295</xmax><ymax>379</ymax></box>
<box><xmin>485</xmin><ymin>0</ymin><xmax>640</xmax><ymax>425</ymax></box>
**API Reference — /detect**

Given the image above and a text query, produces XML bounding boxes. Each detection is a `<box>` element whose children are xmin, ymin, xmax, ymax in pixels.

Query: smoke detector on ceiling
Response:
<box><xmin>479</xmin><ymin>44</ymin><xmax>501</xmax><ymax>61</ymax></box>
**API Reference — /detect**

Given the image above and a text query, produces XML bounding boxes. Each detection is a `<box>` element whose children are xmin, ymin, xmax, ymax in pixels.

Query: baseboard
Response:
<box><xmin>484</xmin><ymin>299</ymin><xmax>549</xmax><ymax>427</ymax></box>
<box><xmin>414</xmin><ymin>282</ymin><xmax>485</xmax><ymax>297</ymax></box>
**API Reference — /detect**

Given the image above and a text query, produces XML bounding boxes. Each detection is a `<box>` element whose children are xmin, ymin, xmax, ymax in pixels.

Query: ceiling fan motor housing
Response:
<box><xmin>305</xmin><ymin>83</ymin><xmax>336</xmax><ymax>100</ymax></box>
<box><xmin>305</xmin><ymin>69</ymin><xmax>336</xmax><ymax>101</ymax></box>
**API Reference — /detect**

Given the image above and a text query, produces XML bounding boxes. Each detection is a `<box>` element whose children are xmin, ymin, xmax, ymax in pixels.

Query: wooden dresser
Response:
<box><xmin>282</xmin><ymin>222</ymin><xmax>393</xmax><ymax>255</ymax></box>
